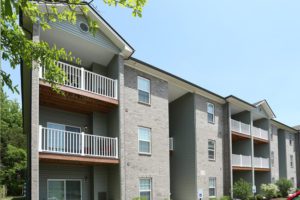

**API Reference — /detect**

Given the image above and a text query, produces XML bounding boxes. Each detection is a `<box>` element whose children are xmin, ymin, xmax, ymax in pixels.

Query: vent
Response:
<box><xmin>79</xmin><ymin>22</ymin><xmax>89</xmax><ymax>33</ymax></box>
<box><xmin>169</xmin><ymin>137</ymin><xmax>174</xmax><ymax>151</ymax></box>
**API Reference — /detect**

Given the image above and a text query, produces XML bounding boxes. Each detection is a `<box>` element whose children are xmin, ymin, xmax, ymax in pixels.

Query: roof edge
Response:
<box><xmin>271</xmin><ymin>119</ymin><xmax>298</xmax><ymax>133</ymax></box>
<box><xmin>128</xmin><ymin>57</ymin><xmax>226</xmax><ymax>103</ymax></box>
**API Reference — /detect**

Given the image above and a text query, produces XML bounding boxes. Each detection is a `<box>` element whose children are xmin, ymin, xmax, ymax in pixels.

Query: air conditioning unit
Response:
<box><xmin>169</xmin><ymin>137</ymin><xmax>174</xmax><ymax>151</ymax></box>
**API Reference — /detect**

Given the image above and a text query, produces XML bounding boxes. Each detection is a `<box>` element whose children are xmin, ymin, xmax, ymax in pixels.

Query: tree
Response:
<box><xmin>1</xmin><ymin>0</ymin><xmax>146</xmax><ymax>93</ymax></box>
<box><xmin>0</xmin><ymin>87</ymin><xmax>25</xmax><ymax>160</ymax></box>
<box><xmin>0</xmin><ymin>88</ymin><xmax>26</xmax><ymax>195</ymax></box>
<box><xmin>233</xmin><ymin>179</ymin><xmax>252</xmax><ymax>200</ymax></box>
<box><xmin>276</xmin><ymin>178</ymin><xmax>293</xmax><ymax>197</ymax></box>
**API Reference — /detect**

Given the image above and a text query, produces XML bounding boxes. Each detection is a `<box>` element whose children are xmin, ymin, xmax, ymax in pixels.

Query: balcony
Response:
<box><xmin>232</xmin><ymin>154</ymin><xmax>252</xmax><ymax>170</ymax></box>
<box><xmin>231</xmin><ymin>119</ymin><xmax>251</xmax><ymax>141</ymax></box>
<box><xmin>252</xmin><ymin>126</ymin><xmax>269</xmax><ymax>142</ymax></box>
<box><xmin>254</xmin><ymin>157</ymin><xmax>270</xmax><ymax>171</ymax></box>
<box><xmin>39</xmin><ymin>61</ymin><xmax>118</xmax><ymax>114</ymax></box>
<box><xmin>38</xmin><ymin>126</ymin><xmax>119</xmax><ymax>165</ymax></box>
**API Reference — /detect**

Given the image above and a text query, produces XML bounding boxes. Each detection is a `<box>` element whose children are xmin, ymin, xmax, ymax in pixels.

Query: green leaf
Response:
<box><xmin>5</xmin><ymin>0</ymin><xmax>13</xmax><ymax>17</ymax></box>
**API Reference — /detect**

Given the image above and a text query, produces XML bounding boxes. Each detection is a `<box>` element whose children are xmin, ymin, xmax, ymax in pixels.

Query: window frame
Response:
<box><xmin>208</xmin><ymin>140</ymin><xmax>216</xmax><ymax>161</ymax></box>
<box><xmin>47</xmin><ymin>122</ymin><xmax>82</xmax><ymax>133</ymax></box>
<box><xmin>139</xmin><ymin>178</ymin><xmax>152</xmax><ymax>200</ymax></box>
<box><xmin>138</xmin><ymin>126</ymin><xmax>152</xmax><ymax>155</ymax></box>
<box><xmin>290</xmin><ymin>155</ymin><xmax>294</xmax><ymax>168</ymax></box>
<box><xmin>47</xmin><ymin>179</ymin><xmax>82</xmax><ymax>200</ymax></box>
<box><xmin>271</xmin><ymin>151</ymin><xmax>274</xmax><ymax>167</ymax></box>
<box><xmin>208</xmin><ymin>177</ymin><xmax>217</xmax><ymax>198</ymax></box>
<box><xmin>289</xmin><ymin>133</ymin><xmax>293</xmax><ymax>146</ymax></box>
<box><xmin>137</xmin><ymin>76</ymin><xmax>151</xmax><ymax>105</ymax></box>
<box><xmin>207</xmin><ymin>102</ymin><xmax>215</xmax><ymax>124</ymax></box>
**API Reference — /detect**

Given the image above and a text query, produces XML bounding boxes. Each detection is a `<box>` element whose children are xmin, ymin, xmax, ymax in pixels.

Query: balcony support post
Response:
<box><xmin>115</xmin><ymin>137</ymin><xmax>118</xmax><ymax>159</ymax></box>
<box><xmin>240</xmin><ymin>154</ymin><xmax>243</xmax><ymax>167</ymax></box>
<box><xmin>114</xmin><ymin>79</ymin><xmax>118</xmax><ymax>99</ymax></box>
<box><xmin>39</xmin><ymin>125</ymin><xmax>42</xmax><ymax>151</ymax></box>
<box><xmin>81</xmin><ymin>67</ymin><xmax>85</xmax><ymax>90</ymax></box>
<box><xmin>81</xmin><ymin>132</ymin><xmax>85</xmax><ymax>156</ymax></box>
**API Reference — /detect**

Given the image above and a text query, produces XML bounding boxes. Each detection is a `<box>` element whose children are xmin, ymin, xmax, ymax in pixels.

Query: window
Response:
<box><xmin>271</xmin><ymin>177</ymin><xmax>276</xmax><ymax>183</ymax></box>
<box><xmin>209</xmin><ymin>177</ymin><xmax>216</xmax><ymax>197</ymax></box>
<box><xmin>290</xmin><ymin>155</ymin><xmax>294</xmax><ymax>168</ymax></box>
<box><xmin>271</xmin><ymin>151</ymin><xmax>274</xmax><ymax>167</ymax></box>
<box><xmin>139</xmin><ymin>178</ymin><xmax>152</xmax><ymax>200</ymax></box>
<box><xmin>207</xmin><ymin>103</ymin><xmax>215</xmax><ymax>123</ymax></box>
<box><xmin>138</xmin><ymin>76</ymin><xmax>150</xmax><ymax>104</ymax></box>
<box><xmin>138</xmin><ymin>127</ymin><xmax>151</xmax><ymax>154</ymax></box>
<box><xmin>291</xmin><ymin>177</ymin><xmax>295</xmax><ymax>187</ymax></box>
<box><xmin>270</xmin><ymin>127</ymin><xmax>274</xmax><ymax>141</ymax></box>
<box><xmin>289</xmin><ymin>134</ymin><xmax>293</xmax><ymax>146</ymax></box>
<box><xmin>48</xmin><ymin>179</ymin><xmax>82</xmax><ymax>200</ymax></box>
<box><xmin>208</xmin><ymin>140</ymin><xmax>216</xmax><ymax>161</ymax></box>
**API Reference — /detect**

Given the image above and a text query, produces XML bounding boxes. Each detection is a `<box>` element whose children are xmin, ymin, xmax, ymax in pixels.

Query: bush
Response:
<box><xmin>276</xmin><ymin>178</ymin><xmax>293</xmax><ymax>197</ymax></box>
<box><xmin>233</xmin><ymin>179</ymin><xmax>252</xmax><ymax>200</ymax></box>
<box><xmin>209</xmin><ymin>198</ymin><xmax>217</xmax><ymax>200</ymax></box>
<box><xmin>260</xmin><ymin>183</ymin><xmax>279</xmax><ymax>199</ymax></box>
<box><xmin>255</xmin><ymin>194</ymin><xmax>264</xmax><ymax>200</ymax></box>
<box><xmin>220</xmin><ymin>196</ymin><xmax>231</xmax><ymax>200</ymax></box>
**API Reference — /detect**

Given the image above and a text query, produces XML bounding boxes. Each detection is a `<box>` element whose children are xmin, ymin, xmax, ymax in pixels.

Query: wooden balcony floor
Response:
<box><xmin>232</xmin><ymin>131</ymin><xmax>251</xmax><ymax>142</ymax></box>
<box><xmin>39</xmin><ymin>152</ymin><xmax>119</xmax><ymax>165</ymax></box>
<box><xmin>253</xmin><ymin>137</ymin><xmax>269</xmax><ymax>144</ymax></box>
<box><xmin>232</xmin><ymin>166</ymin><xmax>252</xmax><ymax>171</ymax></box>
<box><xmin>39</xmin><ymin>81</ymin><xmax>118</xmax><ymax>114</ymax></box>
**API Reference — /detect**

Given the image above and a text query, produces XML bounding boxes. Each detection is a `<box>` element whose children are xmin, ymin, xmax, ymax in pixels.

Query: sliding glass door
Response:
<box><xmin>48</xmin><ymin>179</ymin><xmax>82</xmax><ymax>200</ymax></box>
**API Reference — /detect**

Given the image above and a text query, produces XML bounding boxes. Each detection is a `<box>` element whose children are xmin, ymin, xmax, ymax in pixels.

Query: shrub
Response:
<box><xmin>209</xmin><ymin>198</ymin><xmax>218</xmax><ymax>200</ymax></box>
<box><xmin>233</xmin><ymin>179</ymin><xmax>252</xmax><ymax>200</ymax></box>
<box><xmin>260</xmin><ymin>183</ymin><xmax>279</xmax><ymax>199</ymax></box>
<box><xmin>255</xmin><ymin>194</ymin><xmax>264</xmax><ymax>200</ymax></box>
<box><xmin>276</xmin><ymin>178</ymin><xmax>293</xmax><ymax>197</ymax></box>
<box><xmin>220</xmin><ymin>196</ymin><xmax>231</xmax><ymax>200</ymax></box>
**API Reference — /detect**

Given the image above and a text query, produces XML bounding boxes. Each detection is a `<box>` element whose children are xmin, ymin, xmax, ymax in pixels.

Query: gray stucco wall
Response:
<box><xmin>295</xmin><ymin>132</ymin><xmax>300</xmax><ymax>187</ymax></box>
<box><xmin>284</xmin><ymin>131</ymin><xmax>297</xmax><ymax>186</ymax></box>
<box><xmin>39</xmin><ymin>164</ymin><xmax>92</xmax><ymax>200</ymax></box>
<box><xmin>232</xmin><ymin>140</ymin><xmax>252</xmax><ymax>155</ymax></box>
<box><xmin>270</xmin><ymin>125</ymin><xmax>280</xmax><ymax>181</ymax></box>
<box><xmin>278</xmin><ymin>129</ymin><xmax>297</xmax><ymax>185</ymax></box>
<box><xmin>39</xmin><ymin>106</ymin><xmax>91</xmax><ymax>133</ymax></box>
<box><xmin>195</xmin><ymin>94</ymin><xmax>224</xmax><ymax>200</ymax></box>
<box><xmin>122</xmin><ymin>66</ymin><xmax>170</xmax><ymax>200</ymax></box>
<box><xmin>169</xmin><ymin>93</ymin><xmax>196</xmax><ymax>200</ymax></box>
<box><xmin>278</xmin><ymin>130</ymin><xmax>287</xmax><ymax>179</ymax></box>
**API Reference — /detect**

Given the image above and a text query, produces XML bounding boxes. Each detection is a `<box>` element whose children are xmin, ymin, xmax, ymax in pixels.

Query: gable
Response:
<box><xmin>49</xmin><ymin>15</ymin><xmax>120</xmax><ymax>54</ymax></box>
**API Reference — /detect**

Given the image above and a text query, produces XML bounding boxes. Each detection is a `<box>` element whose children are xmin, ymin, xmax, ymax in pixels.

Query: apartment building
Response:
<box><xmin>20</xmin><ymin>3</ymin><xmax>299</xmax><ymax>200</ymax></box>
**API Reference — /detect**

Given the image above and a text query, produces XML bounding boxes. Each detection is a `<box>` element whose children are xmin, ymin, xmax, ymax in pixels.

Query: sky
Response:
<box><xmin>4</xmin><ymin>0</ymin><xmax>300</xmax><ymax>126</ymax></box>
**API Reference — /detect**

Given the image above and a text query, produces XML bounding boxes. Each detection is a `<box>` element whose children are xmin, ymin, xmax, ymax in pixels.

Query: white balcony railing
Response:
<box><xmin>252</xmin><ymin>126</ymin><xmax>269</xmax><ymax>141</ymax></box>
<box><xmin>232</xmin><ymin>154</ymin><xmax>252</xmax><ymax>167</ymax></box>
<box><xmin>254</xmin><ymin>157</ymin><xmax>270</xmax><ymax>168</ymax></box>
<box><xmin>39</xmin><ymin>126</ymin><xmax>118</xmax><ymax>159</ymax></box>
<box><xmin>231</xmin><ymin>119</ymin><xmax>251</xmax><ymax>136</ymax></box>
<box><xmin>39</xmin><ymin>61</ymin><xmax>118</xmax><ymax>100</ymax></box>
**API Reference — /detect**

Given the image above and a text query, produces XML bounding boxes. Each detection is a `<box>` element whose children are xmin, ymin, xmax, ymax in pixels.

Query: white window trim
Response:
<box><xmin>139</xmin><ymin>178</ymin><xmax>152</xmax><ymax>200</ymax></box>
<box><xmin>208</xmin><ymin>140</ymin><xmax>216</xmax><ymax>161</ymax></box>
<box><xmin>47</xmin><ymin>179</ymin><xmax>82</xmax><ymax>200</ymax></box>
<box><xmin>207</xmin><ymin>102</ymin><xmax>215</xmax><ymax>124</ymax></box>
<box><xmin>271</xmin><ymin>151</ymin><xmax>274</xmax><ymax>167</ymax></box>
<box><xmin>137</xmin><ymin>76</ymin><xmax>151</xmax><ymax>105</ymax></box>
<box><xmin>290</xmin><ymin>155</ymin><xmax>294</xmax><ymax>168</ymax></box>
<box><xmin>138</xmin><ymin>127</ymin><xmax>152</xmax><ymax>155</ymax></box>
<box><xmin>209</xmin><ymin>177</ymin><xmax>217</xmax><ymax>198</ymax></box>
<box><xmin>289</xmin><ymin>134</ymin><xmax>293</xmax><ymax>146</ymax></box>
<box><xmin>47</xmin><ymin>122</ymin><xmax>82</xmax><ymax>133</ymax></box>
